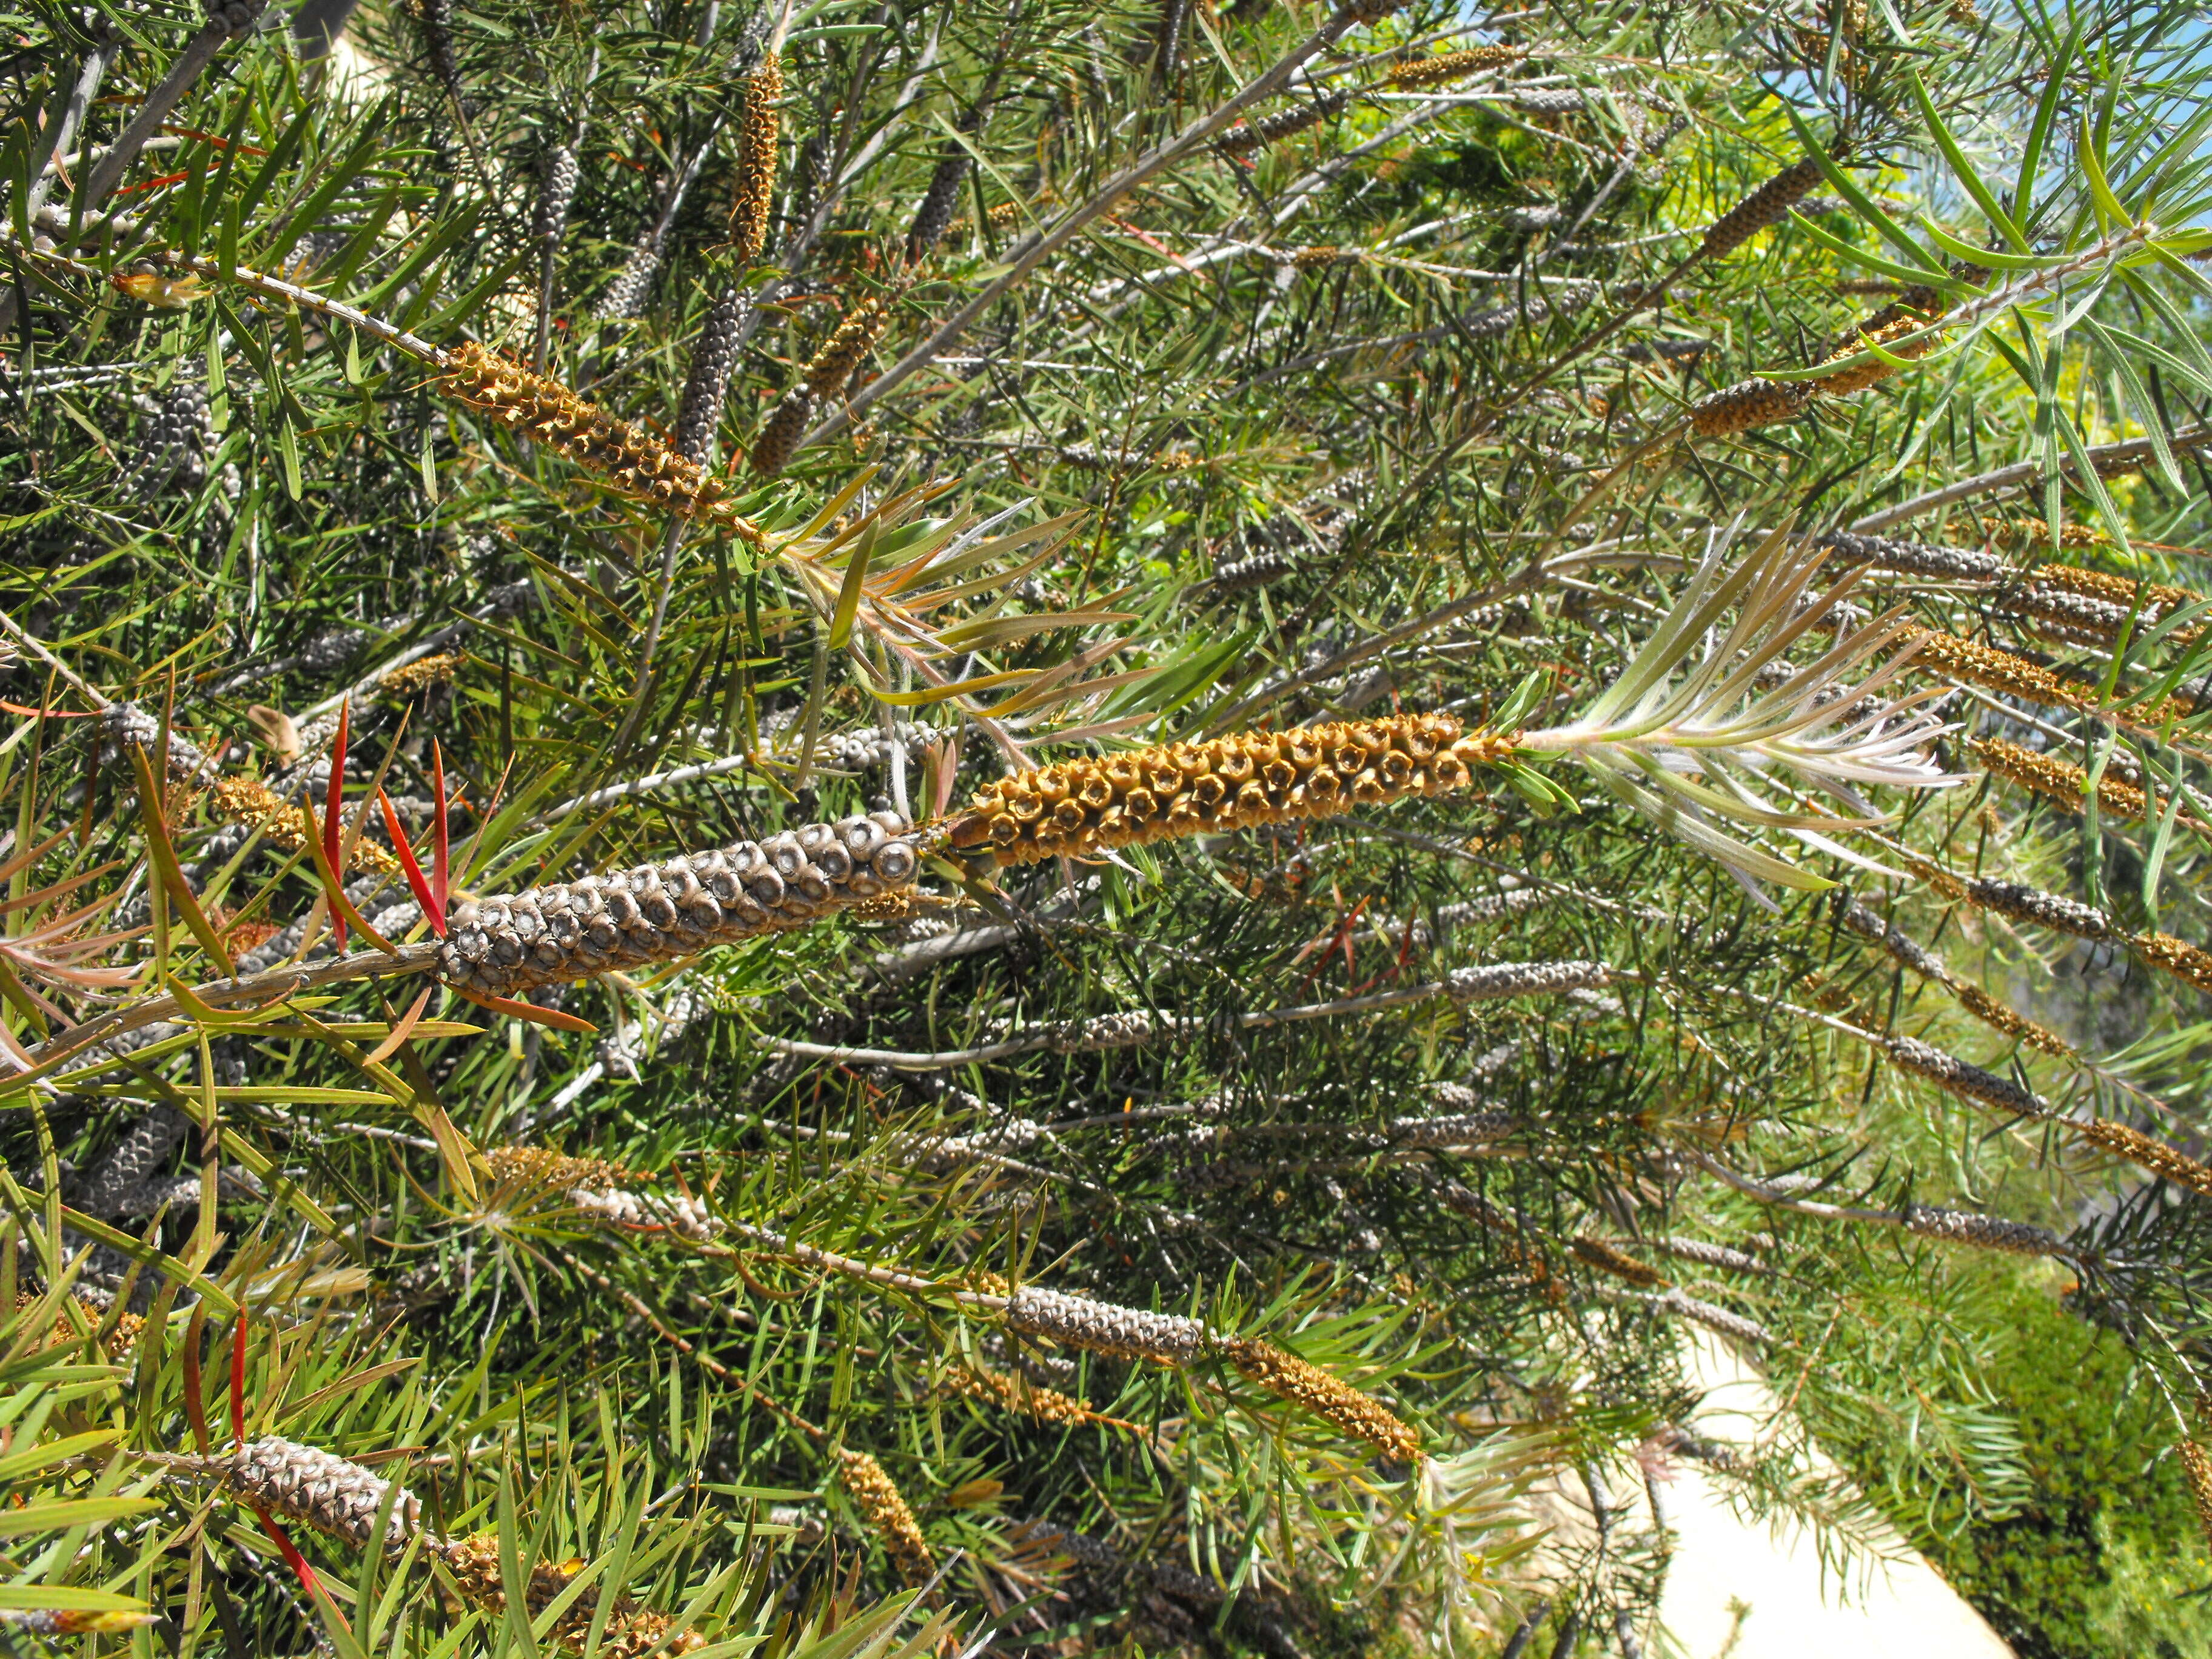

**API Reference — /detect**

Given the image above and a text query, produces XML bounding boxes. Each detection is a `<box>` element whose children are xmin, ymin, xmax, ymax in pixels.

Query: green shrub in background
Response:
<box><xmin>1831</xmin><ymin>1272</ymin><xmax>2211</xmax><ymax>1658</ymax></box>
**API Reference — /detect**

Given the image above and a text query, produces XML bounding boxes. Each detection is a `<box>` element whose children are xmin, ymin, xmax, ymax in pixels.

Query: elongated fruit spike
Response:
<box><xmin>947</xmin><ymin>714</ymin><xmax>1516</xmax><ymax>866</ymax></box>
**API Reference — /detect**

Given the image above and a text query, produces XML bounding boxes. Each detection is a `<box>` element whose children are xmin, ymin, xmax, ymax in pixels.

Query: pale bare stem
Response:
<box><xmin>1851</xmin><ymin>422</ymin><xmax>2212</xmax><ymax>532</ymax></box>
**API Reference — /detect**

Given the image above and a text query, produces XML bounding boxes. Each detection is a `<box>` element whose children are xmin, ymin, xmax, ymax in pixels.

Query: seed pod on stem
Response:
<box><xmin>675</xmin><ymin>286</ymin><xmax>752</xmax><ymax>462</ymax></box>
<box><xmin>1697</xmin><ymin>158</ymin><xmax>1824</xmax><ymax>261</ymax></box>
<box><xmin>1216</xmin><ymin>89</ymin><xmax>1349</xmax><ymax>158</ymax></box>
<box><xmin>436</xmin><ymin>813</ymin><xmax>921</xmax><ymax>996</ymax></box>
<box><xmin>1901</xmin><ymin>1205</ymin><xmax>2062</xmax><ymax>1256</ymax></box>
<box><xmin>749</xmin><ymin>384</ymin><xmax>814</xmax><ymax>477</ymax></box>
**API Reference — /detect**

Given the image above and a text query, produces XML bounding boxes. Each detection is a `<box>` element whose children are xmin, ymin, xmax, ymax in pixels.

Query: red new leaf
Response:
<box><xmin>324</xmin><ymin>702</ymin><xmax>351</xmax><ymax>953</ymax></box>
<box><xmin>431</xmin><ymin>739</ymin><xmax>451</xmax><ymax>921</ymax></box>
<box><xmin>379</xmin><ymin>787</ymin><xmax>446</xmax><ymax>936</ymax></box>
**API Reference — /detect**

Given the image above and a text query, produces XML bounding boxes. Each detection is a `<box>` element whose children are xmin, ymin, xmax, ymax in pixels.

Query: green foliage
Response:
<box><xmin>3</xmin><ymin>0</ymin><xmax>2212</xmax><ymax>1652</ymax></box>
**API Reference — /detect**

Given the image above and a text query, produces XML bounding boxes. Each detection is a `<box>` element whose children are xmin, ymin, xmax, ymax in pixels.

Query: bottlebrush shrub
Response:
<box><xmin>7</xmin><ymin>1</ymin><xmax>2212</xmax><ymax>1653</ymax></box>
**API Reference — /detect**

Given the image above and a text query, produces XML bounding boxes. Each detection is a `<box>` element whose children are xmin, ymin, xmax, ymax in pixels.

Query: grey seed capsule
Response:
<box><xmin>763</xmin><ymin>834</ymin><xmax>807</xmax><ymax>879</ymax></box>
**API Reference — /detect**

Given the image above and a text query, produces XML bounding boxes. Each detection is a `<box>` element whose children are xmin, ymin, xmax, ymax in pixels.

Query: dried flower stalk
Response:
<box><xmin>2182</xmin><ymin>1439</ymin><xmax>2212</xmax><ymax>1551</ymax></box>
<box><xmin>1952</xmin><ymin>982</ymin><xmax>2073</xmax><ymax>1055</ymax></box>
<box><xmin>1569</xmin><ymin>1236</ymin><xmax>1667</xmax><ymax>1288</ymax></box>
<box><xmin>2075</xmin><ymin>1118</ymin><xmax>2212</xmax><ymax>1199</ymax></box>
<box><xmin>1969</xmin><ymin>735</ymin><xmax>2188</xmax><ymax>828</ymax></box>
<box><xmin>438</xmin><ymin>1532</ymin><xmax>703</xmax><ymax>1655</ymax></box>
<box><xmin>948</xmin><ymin>713</ymin><xmax>1511</xmax><ymax>865</ymax></box>
<box><xmin>213</xmin><ymin>783</ymin><xmax>409</xmax><ymax>876</ymax></box>
<box><xmin>946</xmin><ymin>1364</ymin><xmax>1099</xmax><ymax>1427</ymax></box>
<box><xmin>482</xmin><ymin>1144</ymin><xmax>637</xmax><ymax>1191</ymax></box>
<box><xmin>730</xmin><ymin>55</ymin><xmax>782</xmax><ymax>264</ymax></box>
<box><xmin>1384</xmin><ymin>44</ymin><xmax>1521</xmax><ymax>89</ymax></box>
<box><xmin>1216</xmin><ymin>1336</ymin><xmax>1421</xmax><ymax>1461</ymax></box>
<box><xmin>835</xmin><ymin>1449</ymin><xmax>936</xmax><ymax>1584</ymax></box>
<box><xmin>437</xmin><ymin>344</ymin><xmax>765</xmax><ymax>544</ymax></box>
<box><xmin>2128</xmin><ymin>931</ymin><xmax>2212</xmax><ymax>994</ymax></box>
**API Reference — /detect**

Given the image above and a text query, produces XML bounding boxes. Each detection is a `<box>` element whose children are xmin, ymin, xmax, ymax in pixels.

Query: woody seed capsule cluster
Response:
<box><xmin>1655</xmin><ymin>1236</ymin><xmax>1767</xmax><ymax>1275</ymax></box>
<box><xmin>835</xmin><ymin>1449</ymin><xmax>936</xmax><ymax>1585</ymax></box>
<box><xmin>1514</xmin><ymin>88</ymin><xmax>1585</xmax><ymax>114</ymax></box>
<box><xmin>1216</xmin><ymin>90</ymin><xmax>1349</xmax><ymax>157</ymax></box>
<box><xmin>1901</xmin><ymin>1204</ymin><xmax>2062</xmax><ymax>1257</ymax></box>
<box><xmin>675</xmin><ymin>286</ymin><xmax>752</xmax><ymax>462</ymax></box>
<box><xmin>214</xmin><ymin>1436</ymin><xmax>420</xmax><ymax>1554</ymax></box>
<box><xmin>1689</xmin><ymin>377</ymin><xmax>1812</xmax><ymax>438</ymax></box>
<box><xmin>731</xmin><ymin>55</ymin><xmax>782</xmax><ymax>263</ymax></box>
<box><xmin>568</xmin><ymin>1184</ymin><xmax>720</xmax><ymax>1240</ymax></box>
<box><xmin>947</xmin><ymin>713</ymin><xmax>1510</xmax><ymax>865</ymax></box>
<box><xmin>1216</xmin><ymin>1337</ymin><xmax>1422</xmax><ymax>1463</ymax></box>
<box><xmin>1446</xmin><ymin>959</ymin><xmax>1612</xmax><ymax>1001</ymax></box>
<box><xmin>418</xmin><ymin>0</ymin><xmax>460</xmax><ymax>97</ymax></box>
<box><xmin>1385</xmin><ymin>44</ymin><xmax>1521</xmax><ymax>89</ymax></box>
<box><xmin>1006</xmin><ymin>1286</ymin><xmax>1208</xmax><ymax>1364</ymax></box>
<box><xmin>437</xmin><ymin>813</ymin><xmax>921</xmax><ymax>996</ymax></box>
<box><xmin>437</xmin><ymin>344</ymin><xmax>763</xmax><ymax>543</ymax></box>
<box><xmin>1696</xmin><ymin>158</ymin><xmax>1825</xmax><ymax>261</ymax></box>
<box><xmin>1205</xmin><ymin>548</ymin><xmax>1293</xmax><ymax>595</ymax></box>
<box><xmin>535</xmin><ymin>145</ymin><xmax>579</xmax><ymax>250</ymax></box>
<box><xmin>1661</xmin><ymin>1289</ymin><xmax>1771</xmax><ymax>1345</ymax></box>
<box><xmin>2075</xmin><ymin>1118</ymin><xmax>2212</xmax><ymax>1201</ymax></box>
<box><xmin>749</xmin><ymin>386</ymin><xmax>814</xmax><ymax>477</ymax></box>
<box><xmin>1820</xmin><ymin>529</ymin><xmax>2003</xmax><ymax>583</ymax></box>
<box><xmin>1966</xmin><ymin>877</ymin><xmax>2113</xmax><ymax>940</ymax></box>
<box><xmin>1886</xmin><ymin>1034</ymin><xmax>2040</xmax><ymax>1118</ymax></box>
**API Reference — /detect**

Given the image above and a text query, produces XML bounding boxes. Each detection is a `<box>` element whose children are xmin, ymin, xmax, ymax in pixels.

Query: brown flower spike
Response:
<box><xmin>836</xmin><ymin>1449</ymin><xmax>936</xmax><ymax>1585</ymax></box>
<box><xmin>1216</xmin><ymin>1336</ymin><xmax>1422</xmax><ymax>1463</ymax></box>
<box><xmin>438</xmin><ymin>344</ymin><xmax>764</xmax><ymax>544</ymax></box>
<box><xmin>948</xmin><ymin>713</ymin><xmax>1515</xmax><ymax>866</ymax></box>
<box><xmin>730</xmin><ymin>54</ymin><xmax>782</xmax><ymax>264</ymax></box>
